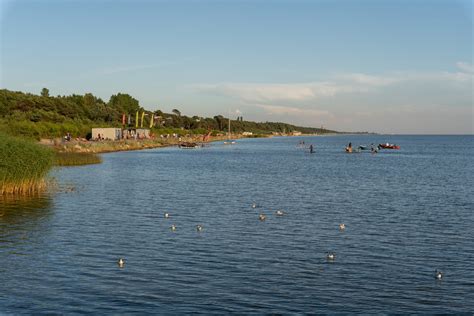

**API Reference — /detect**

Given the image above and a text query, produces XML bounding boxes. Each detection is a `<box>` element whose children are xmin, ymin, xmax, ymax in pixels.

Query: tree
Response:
<box><xmin>214</xmin><ymin>115</ymin><xmax>225</xmax><ymax>130</ymax></box>
<box><xmin>108</xmin><ymin>93</ymin><xmax>140</xmax><ymax>114</ymax></box>
<box><xmin>172</xmin><ymin>109</ymin><xmax>181</xmax><ymax>116</ymax></box>
<box><xmin>83</xmin><ymin>93</ymin><xmax>96</xmax><ymax>108</ymax></box>
<box><xmin>41</xmin><ymin>88</ymin><xmax>49</xmax><ymax>97</ymax></box>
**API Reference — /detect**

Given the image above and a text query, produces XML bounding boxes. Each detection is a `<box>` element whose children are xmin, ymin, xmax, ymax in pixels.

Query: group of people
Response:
<box><xmin>297</xmin><ymin>141</ymin><xmax>315</xmax><ymax>153</ymax></box>
<box><xmin>345</xmin><ymin>142</ymin><xmax>379</xmax><ymax>154</ymax></box>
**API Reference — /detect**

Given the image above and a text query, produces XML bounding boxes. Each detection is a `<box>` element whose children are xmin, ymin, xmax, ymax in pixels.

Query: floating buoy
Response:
<box><xmin>164</xmin><ymin>213</ymin><xmax>170</xmax><ymax>219</ymax></box>
<box><xmin>339</xmin><ymin>223</ymin><xmax>346</xmax><ymax>231</ymax></box>
<box><xmin>326</xmin><ymin>252</ymin><xmax>336</xmax><ymax>261</ymax></box>
<box><xmin>196</xmin><ymin>225</ymin><xmax>203</xmax><ymax>232</ymax></box>
<box><xmin>259</xmin><ymin>214</ymin><xmax>266</xmax><ymax>221</ymax></box>
<box><xmin>170</xmin><ymin>224</ymin><xmax>176</xmax><ymax>231</ymax></box>
<box><xmin>252</xmin><ymin>203</ymin><xmax>257</xmax><ymax>209</ymax></box>
<box><xmin>275</xmin><ymin>210</ymin><xmax>284</xmax><ymax>216</ymax></box>
<box><xmin>435</xmin><ymin>270</ymin><xmax>443</xmax><ymax>280</ymax></box>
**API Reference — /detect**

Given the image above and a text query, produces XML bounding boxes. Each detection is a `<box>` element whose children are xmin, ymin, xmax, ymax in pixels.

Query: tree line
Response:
<box><xmin>0</xmin><ymin>88</ymin><xmax>337</xmax><ymax>139</ymax></box>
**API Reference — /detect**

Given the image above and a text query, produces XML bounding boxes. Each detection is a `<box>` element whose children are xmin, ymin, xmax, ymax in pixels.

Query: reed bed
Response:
<box><xmin>0</xmin><ymin>133</ymin><xmax>53</xmax><ymax>195</ymax></box>
<box><xmin>54</xmin><ymin>152</ymin><xmax>102</xmax><ymax>166</ymax></box>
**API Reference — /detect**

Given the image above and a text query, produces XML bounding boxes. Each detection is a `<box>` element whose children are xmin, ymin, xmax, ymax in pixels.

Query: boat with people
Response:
<box><xmin>179</xmin><ymin>142</ymin><xmax>200</xmax><ymax>149</ymax></box>
<box><xmin>358</xmin><ymin>144</ymin><xmax>380</xmax><ymax>153</ymax></box>
<box><xmin>378</xmin><ymin>143</ymin><xmax>400</xmax><ymax>150</ymax></box>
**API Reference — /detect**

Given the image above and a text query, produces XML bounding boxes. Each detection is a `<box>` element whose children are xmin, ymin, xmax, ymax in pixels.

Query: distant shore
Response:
<box><xmin>42</xmin><ymin>132</ymin><xmax>350</xmax><ymax>154</ymax></box>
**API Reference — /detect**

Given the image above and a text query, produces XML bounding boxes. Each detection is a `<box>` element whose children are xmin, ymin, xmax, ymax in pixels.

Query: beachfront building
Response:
<box><xmin>92</xmin><ymin>128</ymin><xmax>122</xmax><ymax>140</ymax></box>
<box><xmin>123</xmin><ymin>128</ymin><xmax>151</xmax><ymax>139</ymax></box>
<box><xmin>242</xmin><ymin>131</ymin><xmax>253</xmax><ymax>136</ymax></box>
<box><xmin>136</xmin><ymin>128</ymin><xmax>150</xmax><ymax>139</ymax></box>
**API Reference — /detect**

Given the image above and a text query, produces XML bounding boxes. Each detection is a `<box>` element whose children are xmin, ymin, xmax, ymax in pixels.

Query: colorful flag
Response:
<box><xmin>135</xmin><ymin>111</ymin><xmax>139</xmax><ymax>128</ymax></box>
<box><xmin>149</xmin><ymin>113</ymin><xmax>154</xmax><ymax>128</ymax></box>
<box><xmin>122</xmin><ymin>113</ymin><xmax>126</xmax><ymax>125</ymax></box>
<box><xmin>141</xmin><ymin>112</ymin><xmax>145</xmax><ymax>128</ymax></box>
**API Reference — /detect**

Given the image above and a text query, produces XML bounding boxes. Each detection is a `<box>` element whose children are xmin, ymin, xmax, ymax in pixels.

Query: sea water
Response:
<box><xmin>1</xmin><ymin>135</ymin><xmax>473</xmax><ymax>313</ymax></box>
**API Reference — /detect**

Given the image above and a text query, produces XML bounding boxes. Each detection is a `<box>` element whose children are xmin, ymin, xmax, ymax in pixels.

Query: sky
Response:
<box><xmin>0</xmin><ymin>0</ymin><xmax>472</xmax><ymax>134</ymax></box>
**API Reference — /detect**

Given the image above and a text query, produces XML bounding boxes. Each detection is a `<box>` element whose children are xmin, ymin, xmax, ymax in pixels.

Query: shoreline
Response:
<box><xmin>40</xmin><ymin>132</ymin><xmax>348</xmax><ymax>155</ymax></box>
<box><xmin>42</xmin><ymin>134</ymin><xmax>245</xmax><ymax>154</ymax></box>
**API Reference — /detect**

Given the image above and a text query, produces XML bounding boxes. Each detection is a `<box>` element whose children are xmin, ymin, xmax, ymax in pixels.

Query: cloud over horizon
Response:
<box><xmin>192</xmin><ymin>63</ymin><xmax>473</xmax><ymax>133</ymax></box>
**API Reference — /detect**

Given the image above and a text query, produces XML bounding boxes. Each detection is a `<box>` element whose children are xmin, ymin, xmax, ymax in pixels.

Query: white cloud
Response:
<box><xmin>195</xmin><ymin>82</ymin><xmax>359</xmax><ymax>103</ymax></box>
<box><xmin>456</xmin><ymin>61</ymin><xmax>474</xmax><ymax>74</ymax></box>
<box><xmin>335</xmin><ymin>73</ymin><xmax>401</xmax><ymax>86</ymax></box>
<box><xmin>191</xmin><ymin>63</ymin><xmax>472</xmax><ymax>133</ymax></box>
<box><xmin>255</xmin><ymin>104</ymin><xmax>333</xmax><ymax>118</ymax></box>
<box><xmin>195</xmin><ymin>65</ymin><xmax>471</xmax><ymax>106</ymax></box>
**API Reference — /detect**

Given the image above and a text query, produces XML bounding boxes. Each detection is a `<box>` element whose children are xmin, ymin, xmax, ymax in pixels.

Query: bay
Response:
<box><xmin>1</xmin><ymin>135</ymin><xmax>473</xmax><ymax>314</ymax></box>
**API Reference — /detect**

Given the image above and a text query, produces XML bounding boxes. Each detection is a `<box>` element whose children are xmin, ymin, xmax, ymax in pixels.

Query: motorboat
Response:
<box><xmin>378</xmin><ymin>143</ymin><xmax>400</xmax><ymax>149</ymax></box>
<box><xmin>179</xmin><ymin>142</ymin><xmax>199</xmax><ymax>149</ymax></box>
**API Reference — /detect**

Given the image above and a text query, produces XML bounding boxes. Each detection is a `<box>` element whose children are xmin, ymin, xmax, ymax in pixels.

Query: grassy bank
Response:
<box><xmin>0</xmin><ymin>132</ymin><xmax>53</xmax><ymax>195</ymax></box>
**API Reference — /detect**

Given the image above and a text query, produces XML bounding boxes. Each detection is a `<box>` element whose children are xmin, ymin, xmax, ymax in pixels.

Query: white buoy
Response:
<box><xmin>435</xmin><ymin>270</ymin><xmax>443</xmax><ymax>280</ymax></box>
<box><xmin>164</xmin><ymin>213</ymin><xmax>170</xmax><ymax>219</ymax></box>
<box><xmin>275</xmin><ymin>210</ymin><xmax>284</xmax><ymax>216</ymax></box>
<box><xmin>252</xmin><ymin>203</ymin><xmax>257</xmax><ymax>209</ymax></box>
<box><xmin>196</xmin><ymin>225</ymin><xmax>203</xmax><ymax>232</ymax></box>
<box><xmin>339</xmin><ymin>223</ymin><xmax>346</xmax><ymax>231</ymax></box>
<box><xmin>170</xmin><ymin>224</ymin><xmax>176</xmax><ymax>231</ymax></box>
<box><xmin>326</xmin><ymin>252</ymin><xmax>336</xmax><ymax>261</ymax></box>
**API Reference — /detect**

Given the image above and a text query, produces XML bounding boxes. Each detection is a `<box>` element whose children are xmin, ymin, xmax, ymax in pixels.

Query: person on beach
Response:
<box><xmin>310</xmin><ymin>144</ymin><xmax>314</xmax><ymax>153</ymax></box>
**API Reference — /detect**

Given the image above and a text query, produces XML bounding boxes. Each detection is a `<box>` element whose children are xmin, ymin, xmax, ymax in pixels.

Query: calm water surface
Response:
<box><xmin>1</xmin><ymin>135</ymin><xmax>473</xmax><ymax>314</ymax></box>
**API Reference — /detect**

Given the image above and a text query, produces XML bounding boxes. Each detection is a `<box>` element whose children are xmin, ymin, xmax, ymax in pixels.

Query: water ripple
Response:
<box><xmin>1</xmin><ymin>135</ymin><xmax>473</xmax><ymax>313</ymax></box>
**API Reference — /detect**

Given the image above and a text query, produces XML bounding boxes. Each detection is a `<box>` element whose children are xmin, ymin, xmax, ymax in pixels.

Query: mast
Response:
<box><xmin>228</xmin><ymin>116</ymin><xmax>231</xmax><ymax>139</ymax></box>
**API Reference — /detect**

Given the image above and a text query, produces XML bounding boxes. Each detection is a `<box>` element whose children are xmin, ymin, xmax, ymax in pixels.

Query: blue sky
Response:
<box><xmin>1</xmin><ymin>0</ymin><xmax>472</xmax><ymax>134</ymax></box>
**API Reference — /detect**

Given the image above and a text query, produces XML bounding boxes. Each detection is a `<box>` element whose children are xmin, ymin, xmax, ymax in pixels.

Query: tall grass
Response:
<box><xmin>0</xmin><ymin>132</ymin><xmax>53</xmax><ymax>195</ymax></box>
<box><xmin>54</xmin><ymin>152</ymin><xmax>102</xmax><ymax>166</ymax></box>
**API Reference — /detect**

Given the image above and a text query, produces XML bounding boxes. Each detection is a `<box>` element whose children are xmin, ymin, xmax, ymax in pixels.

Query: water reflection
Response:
<box><xmin>0</xmin><ymin>194</ymin><xmax>53</xmax><ymax>250</ymax></box>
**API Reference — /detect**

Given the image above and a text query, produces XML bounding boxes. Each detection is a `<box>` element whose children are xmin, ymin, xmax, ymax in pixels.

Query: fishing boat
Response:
<box><xmin>378</xmin><ymin>143</ymin><xmax>400</xmax><ymax>149</ymax></box>
<box><xmin>179</xmin><ymin>142</ymin><xmax>199</xmax><ymax>149</ymax></box>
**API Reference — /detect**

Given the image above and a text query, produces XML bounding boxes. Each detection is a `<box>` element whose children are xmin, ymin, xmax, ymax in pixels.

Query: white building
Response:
<box><xmin>91</xmin><ymin>128</ymin><xmax>122</xmax><ymax>140</ymax></box>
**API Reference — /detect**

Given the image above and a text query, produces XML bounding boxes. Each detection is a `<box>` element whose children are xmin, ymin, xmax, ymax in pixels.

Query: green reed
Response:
<box><xmin>0</xmin><ymin>132</ymin><xmax>53</xmax><ymax>195</ymax></box>
<box><xmin>54</xmin><ymin>152</ymin><xmax>102</xmax><ymax>166</ymax></box>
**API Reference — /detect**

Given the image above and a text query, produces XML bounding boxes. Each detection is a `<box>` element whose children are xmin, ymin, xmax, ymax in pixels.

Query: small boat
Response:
<box><xmin>179</xmin><ymin>142</ymin><xmax>199</xmax><ymax>149</ymax></box>
<box><xmin>378</xmin><ymin>143</ymin><xmax>400</xmax><ymax>150</ymax></box>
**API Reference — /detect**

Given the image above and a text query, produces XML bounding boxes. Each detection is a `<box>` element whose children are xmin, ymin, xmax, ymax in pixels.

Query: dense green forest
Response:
<box><xmin>0</xmin><ymin>88</ymin><xmax>337</xmax><ymax>139</ymax></box>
